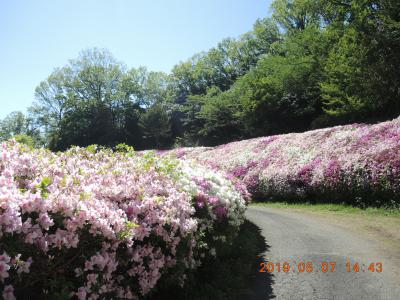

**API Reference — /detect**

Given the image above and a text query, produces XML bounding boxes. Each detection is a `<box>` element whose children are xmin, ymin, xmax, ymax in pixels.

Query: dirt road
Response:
<box><xmin>246</xmin><ymin>205</ymin><xmax>400</xmax><ymax>300</ymax></box>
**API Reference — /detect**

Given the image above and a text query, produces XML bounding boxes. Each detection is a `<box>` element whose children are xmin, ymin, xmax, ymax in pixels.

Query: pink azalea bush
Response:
<box><xmin>0</xmin><ymin>141</ymin><xmax>247</xmax><ymax>299</ymax></box>
<box><xmin>170</xmin><ymin>117</ymin><xmax>400</xmax><ymax>207</ymax></box>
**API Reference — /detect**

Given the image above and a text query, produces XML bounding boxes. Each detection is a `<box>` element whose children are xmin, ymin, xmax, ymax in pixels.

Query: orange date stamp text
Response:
<box><xmin>259</xmin><ymin>260</ymin><xmax>383</xmax><ymax>273</ymax></box>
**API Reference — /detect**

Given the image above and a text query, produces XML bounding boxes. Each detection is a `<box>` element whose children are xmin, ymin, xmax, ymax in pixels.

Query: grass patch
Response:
<box><xmin>253</xmin><ymin>201</ymin><xmax>400</xmax><ymax>217</ymax></box>
<box><xmin>149</xmin><ymin>220</ymin><xmax>272</xmax><ymax>300</ymax></box>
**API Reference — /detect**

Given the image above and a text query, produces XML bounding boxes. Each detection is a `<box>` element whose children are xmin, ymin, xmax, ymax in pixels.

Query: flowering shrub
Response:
<box><xmin>0</xmin><ymin>141</ymin><xmax>246</xmax><ymax>299</ymax></box>
<box><xmin>170</xmin><ymin>117</ymin><xmax>400</xmax><ymax>207</ymax></box>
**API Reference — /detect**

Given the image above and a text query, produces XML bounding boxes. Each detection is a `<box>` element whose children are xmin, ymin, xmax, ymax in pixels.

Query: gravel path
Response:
<box><xmin>246</xmin><ymin>205</ymin><xmax>400</xmax><ymax>300</ymax></box>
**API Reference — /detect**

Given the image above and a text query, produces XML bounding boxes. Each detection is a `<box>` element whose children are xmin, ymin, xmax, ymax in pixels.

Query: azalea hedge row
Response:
<box><xmin>170</xmin><ymin>117</ymin><xmax>400</xmax><ymax>207</ymax></box>
<box><xmin>0</xmin><ymin>141</ymin><xmax>248</xmax><ymax>299</ymax></box>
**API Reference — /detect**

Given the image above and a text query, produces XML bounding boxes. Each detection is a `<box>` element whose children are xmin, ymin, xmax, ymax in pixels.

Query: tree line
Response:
<box><xmin>1</xmin><ymin>0</ymin><xmax>399</xmax><ymax>150</ymax></box>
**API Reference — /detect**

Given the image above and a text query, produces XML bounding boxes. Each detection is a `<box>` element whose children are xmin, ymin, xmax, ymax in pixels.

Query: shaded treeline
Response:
<box><xmin>1</xmin><ymin>0</ymin><xmax>399</xmax><ymax>150</ymax></box>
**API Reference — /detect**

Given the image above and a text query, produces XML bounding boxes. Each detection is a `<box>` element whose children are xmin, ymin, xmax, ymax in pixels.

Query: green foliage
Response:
<box><xmin>272</xmin><ymin>0</ymin><xmax>322</xmax><ymax>31</ymax></box>
<box><xmin>0</xmin><ymin>112</ymin><xmax>42</xmax><ymax>147</ymax></box>
<box><xmin>182</xmin><ymin>86</ymin><xmax>243</xmax><ymax>145</ymax></box>
<box><xmin>150</xmin><ymin>220</ymin><xmax>269</xmax><ymax>300</ymax></box>
<box><xmin>319</xmin><ymin>0</ymin><xmax>400</xmax><ymax>122</ymax></box>
<box><xmin>36</xmin><ymin>176</ymin><xmax>52</xmax><ymax>198</ymax></box>
<box><xmin>114</xmin><ymin>143</ymin><xmax>135</xmax><ymax>153</ymax></box>
<box><xmin>29</xmin><ymin>48</ymin><xmax>167</xmax><ymax>151</ymax></box>
<box><xmin>139</xmin><ymin>104</ymin><xmax>172</xmax><ymax>148</ymax></box>
<box><xmin>118</xmin><ymin>221</ymin><xmax>140</xmax><ymax>240</ymax></box>
<box><xmin>2</xmin><ymin>0</ymin><xmax>396</xmax><ymax>150</ymax></box>
<box><xmin>13</xmin><ymin>134</ymin><xmax>36</xmax><ymax>148</ymax></box>
<box><xmin>86</xmin><ymin>144</ymin><xmax>99</xmax><ymax>154</ymax></box>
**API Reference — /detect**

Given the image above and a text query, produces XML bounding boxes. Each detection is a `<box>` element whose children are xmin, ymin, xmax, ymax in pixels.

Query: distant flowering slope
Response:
<box><xmin>0</xmin><ymin>142</ymin><xmax>247</xmax><ymax>299</ymax></box>
<box><xmin>170</xmin><ymin>117</ymin><xmax>400</xmax><ymax>206</ymax></box>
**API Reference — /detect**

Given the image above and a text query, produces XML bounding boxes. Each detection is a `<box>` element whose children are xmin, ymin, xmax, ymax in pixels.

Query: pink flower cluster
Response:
<box><xmin>171</xmin><ymin>117</ymin><xmax>400</xmax><ymax>206</ymax></box>
<box><xmin>0</xmin><ymin>142</ymin><xmax>246</xmax><ymax>298</ymax></box>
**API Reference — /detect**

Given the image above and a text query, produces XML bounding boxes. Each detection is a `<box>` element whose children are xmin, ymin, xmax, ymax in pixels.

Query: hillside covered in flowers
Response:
<box><xmin>170</xmin><ymin>117</ymin><xmax>400</xmax><ymax>208</ymax></box>
<box><xmin>1</xmin><ymin>116</ymin><xmax>400</xmax><ymax>298</ymax></box>
<box><xmin>0</xmin><ymin>142</ymin><xmax>248</xmax><ymax>299</ymax></box>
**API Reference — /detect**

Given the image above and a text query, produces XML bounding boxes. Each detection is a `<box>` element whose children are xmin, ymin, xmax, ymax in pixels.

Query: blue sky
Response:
<box><xmin>0</xmin><ymin>0</ymin><xmax>272</xmax><ymax>119</ymax></box>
